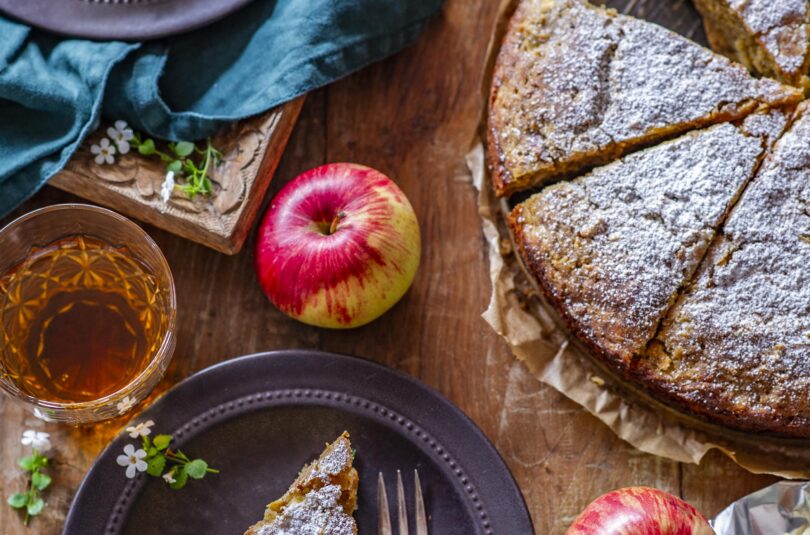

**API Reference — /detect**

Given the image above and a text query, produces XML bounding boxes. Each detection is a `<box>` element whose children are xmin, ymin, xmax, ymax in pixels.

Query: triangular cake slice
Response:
<box><xmin>487</xmin><ymin>0</ymin><xmax>802</xmax><ymax>197</ymax></box>
<box><xmin>245</xmin><ymin>432</ymin><xmax>359</xmax><ymax>535</ymax></box>
<box><xmin>509</xmin><ymin>110</ymin><xmax>789</xmax><ymax>372</ymax></box>
<box><xmin>694</xmin><ymin>0</ymin><xmax>810</xmax><ymax>89</ymax></box>
<box><xmin>637</xmin><ymin>102</ymin><xmax>810</xmax><ymax>437</ymax></box>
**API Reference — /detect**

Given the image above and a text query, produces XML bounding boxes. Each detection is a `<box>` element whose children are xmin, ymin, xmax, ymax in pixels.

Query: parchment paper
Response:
<box><xmin>471</xmin><ymin>140</ymin><xmax>810</xmax><ymax>477</ymax></box>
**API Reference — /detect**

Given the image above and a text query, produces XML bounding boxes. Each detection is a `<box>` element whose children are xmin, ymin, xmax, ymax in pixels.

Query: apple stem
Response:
<box><xmin>328</xmin><ymin>212</ymin><xmax>345</xmax><ymax>235</ymax></box>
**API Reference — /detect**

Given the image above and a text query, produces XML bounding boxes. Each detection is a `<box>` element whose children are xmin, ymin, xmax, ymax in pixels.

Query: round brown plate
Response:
<box><xmin>63</xmin><ymin>350</ymin><xmax>533</xmax><ymax>534</ymax></box>
<box><xmin>0</xmin><ymin>0</ymin><xmax>254</xmax><ymax>41</ymax></box>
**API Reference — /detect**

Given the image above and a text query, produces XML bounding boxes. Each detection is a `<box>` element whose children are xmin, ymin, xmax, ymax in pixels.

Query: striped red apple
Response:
<box><xmin>254</xmin><ymin>163</ymin><xmax>420</xmax><ymax>328</ymax></box>
<box><xmin>566</xmin><ymin>487</ymin><xmax>713</xmax><ymax>535</ymax></box>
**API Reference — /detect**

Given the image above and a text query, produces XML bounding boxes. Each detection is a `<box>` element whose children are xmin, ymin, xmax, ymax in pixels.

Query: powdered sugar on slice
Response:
<box><xmin>255</xmin><ymin>485</ymin><xmax>356</xmax><ymax>535</ymax></box>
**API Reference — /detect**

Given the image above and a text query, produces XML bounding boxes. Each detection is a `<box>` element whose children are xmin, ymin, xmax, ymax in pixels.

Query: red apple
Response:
<box><xmin>254</xmin><ymin>163</ymin><xmax>420</xmax><ymax>328</ymax></box>
<box><xmin>566</xmin><ymin>487</ymin><xmax>713</xmax><ymax>535</ymax></box>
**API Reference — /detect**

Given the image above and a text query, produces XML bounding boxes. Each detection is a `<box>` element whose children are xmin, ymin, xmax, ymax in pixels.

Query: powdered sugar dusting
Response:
<box><xmin>304</xmin><ymin>437</ymin><xmax>352</xmax><ymax>484</ymax></box>
<box><xmin>759</xmin><ymin>23</ymin><xmax>809</xmax><ymax>75</ymax></box>
<box><xmin>255</xmin><ymin>485</ymin><xmax>356</xmax><ymax>535</ymax></box>
<box><xmin>644</xmin><ymin>104</ymin><xmax>810</xmax><ymax>430</ymax></box>
<box><xmin>514</xmin><ymin>122</ymin><xmax>766</xmax><ymax>363</ymax></box>
<box><xmin>729</xmin><ymin>0</ymin><xmax>806</xmax><ymax>34</ymax></box>
<box><xmin>489</xmin><ymin>0</ymin><xmax>798</xmax><ymax>193</ymax></box>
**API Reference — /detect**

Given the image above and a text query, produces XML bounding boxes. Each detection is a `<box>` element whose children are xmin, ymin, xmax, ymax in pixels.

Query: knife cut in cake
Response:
<box><xmin>509</xmin><ymin>110</ymin><xmax>789</xmax><ymax>374</ymax></box>
<box><xmin>487</xmin><ymin>0</ymin><xmax>802</xmax><ymax>197</ymax></box>
<box><xmin>637</xmin><ymin>102</ymin><xmax>810</xmax><ymax>437</ymax></box>
<box><xmin>245</xmin><ymin>432</ymin><xmax>359</xmax><ymax>535</ymax></box>
<box><xmin>693</xmin><ymin>0</ymin><xmax>810</xmax><ymax>89</ymax></box>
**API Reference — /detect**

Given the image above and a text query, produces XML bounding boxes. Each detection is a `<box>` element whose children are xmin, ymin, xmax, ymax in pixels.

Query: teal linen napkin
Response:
<box><xmin>0</xmin><ymin>0</ymin><xmax>442</xmax><ymax>218</ymax></box>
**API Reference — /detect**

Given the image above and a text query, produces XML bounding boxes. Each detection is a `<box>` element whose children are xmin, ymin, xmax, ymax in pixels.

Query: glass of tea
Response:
<box><xmin>0</xmin><ymin>204</ymin><xmax>176</xmax><ymax>425</ymax></box>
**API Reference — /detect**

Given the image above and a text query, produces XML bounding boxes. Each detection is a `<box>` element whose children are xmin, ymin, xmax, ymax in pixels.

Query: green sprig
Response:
<box><xmin>131</xmin><ymin>133</ymin><xmax>222</xmax><ymax>199</ymax></box>
<box><xmin>140</xmin><ymin>434</ymin><xmax>218</xmax><ymax>489</ymax></box>
<box><xmin>7</xmin><ymin>450</ymin><xmax>51</xmax><ymax>525</ymax></box>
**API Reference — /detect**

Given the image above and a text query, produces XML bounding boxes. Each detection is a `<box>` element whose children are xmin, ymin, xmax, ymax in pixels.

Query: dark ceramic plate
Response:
<box><xmin>63</xmin><ymin>350</ymin><xmax>533</xmax><ymax>535</ymax></box>
<box><xmin>0</xmin><ymin>0</ymin><xmax>253</xmax><ymax>41</ymax></box>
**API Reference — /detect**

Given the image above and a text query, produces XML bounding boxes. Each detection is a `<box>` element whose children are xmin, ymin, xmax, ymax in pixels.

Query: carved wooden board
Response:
<box><xmin>49</xmin><ymin>97</ymin><xmax>305</xmax><ymax>255</ymax></box>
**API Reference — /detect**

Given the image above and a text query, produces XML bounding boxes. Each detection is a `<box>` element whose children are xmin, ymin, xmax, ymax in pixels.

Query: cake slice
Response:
<box><xmin>509</xmin><ymin>110</ymin><xmax>788</xmax><ymax>372</ymax></box>
<box><xmin>487</xmin><ymin>0</ymin><xmax>802</xmax><ymax>197</ymax></box>
<box><xmin>637</xmin><ymin>102</ymin><xmax>810</xmax><ymax>437</ymax></box>
<box><xmin>245</xmin><ymin>432</ymin><xmax>359</xmax><ymax>535</ymax></box>
<box><xmin>694</xmin><ymin>0</ymin><xmax>810</xmax><ymax>89</ymax></box>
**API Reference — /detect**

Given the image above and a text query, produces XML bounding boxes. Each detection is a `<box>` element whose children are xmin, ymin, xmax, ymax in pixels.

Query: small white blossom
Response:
<box><xmin>160</xmin><ymin>170</ymin><xmax>176</xmax><ymax>203</ymax></box>
<box><xmin>116</xmin><ymin>444</ymin><xmax>147</xmax><ymax>479</ymax></box>
<box><xmin>117</xmin><ymin>395</ymin><xmax>136</xmax><ymax>415</ymax></box>
<box><xmin>126</xmin><ymin>420</ymin><xmax>155</xmax><ymax>439</ymax></box>
<box><xmin>90</xmin><ymin>137</ymin><xmax>116</xmax><ymax>165</ymax></box>
<box><xmin>21</xmin><ymin>430</ymin><xmax>51</xmax><ymax>452</ymax></box>
<box><xmin>107</xmin><ymin>120</ymin><xmax>133</xmax><ymax>154</ymax></box>
<box><xmin>162</xmin><ymin>471</ymin><xmax>176</xmax><ymax>484</ymax></box>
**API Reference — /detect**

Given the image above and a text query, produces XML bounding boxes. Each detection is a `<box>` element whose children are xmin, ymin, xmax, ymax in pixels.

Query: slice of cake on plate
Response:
<box><xmin>637</xmin><ymin>102</ymin><xmax>810</xmax><ymax>437</ymax></box>
<box><xmin>245</xmin><ymin>432</ymin><xmax>359</xmax><ymax>535</ymax></box>
<box><xmin>509</xmin><ymin>110</ymin><xmax>789</xmax><ymax>373</ymax></box>
<box><xmin>693</xmin><ymin>0</ymin><xmax>810</xmax><ymax>89</ymax></box>
<box><xmin>487</xmin><ymin>0</ymin><xmax>802</xmax><ymax>197</ymax></box>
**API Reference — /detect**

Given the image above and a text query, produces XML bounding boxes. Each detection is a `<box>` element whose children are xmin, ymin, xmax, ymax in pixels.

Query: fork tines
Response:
<box><xmin>378</xmin><ymin>469</ymin><xmax>428</xmax><ymax>535</ymax></box>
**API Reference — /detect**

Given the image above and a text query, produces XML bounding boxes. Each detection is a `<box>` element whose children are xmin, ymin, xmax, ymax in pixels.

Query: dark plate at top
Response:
<box><xmin>0</xmin><ymin>0</ymin><xmax>254</xmax><ymax>41</ymax></box>
<box><xmin>63</xmin><ymin>350</ymin><xmax>534</xmax><ymax>535</ymax></box>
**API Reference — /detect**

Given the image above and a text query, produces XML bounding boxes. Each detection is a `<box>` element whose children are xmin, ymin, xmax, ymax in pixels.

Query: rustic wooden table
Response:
<box><xmin>0</xmin><ymin>0</ymin><xmax>783</xmax><ymax>533</ymax></box>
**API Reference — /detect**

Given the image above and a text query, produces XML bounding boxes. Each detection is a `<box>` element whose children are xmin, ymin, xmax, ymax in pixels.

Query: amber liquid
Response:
<box><xmin>0</xmin><ymin>236</ymin><xmax>169</xmax><ymax>403</ymax></box>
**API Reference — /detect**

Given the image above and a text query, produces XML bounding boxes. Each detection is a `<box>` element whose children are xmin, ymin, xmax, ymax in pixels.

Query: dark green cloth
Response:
<box><xmin>0</xmin><ymin>0</ymin><xmax>442</xmax><ymax>217</ymax></box>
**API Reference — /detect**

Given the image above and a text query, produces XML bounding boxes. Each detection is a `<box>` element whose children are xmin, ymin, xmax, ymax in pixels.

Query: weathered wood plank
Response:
<box><xmin>0</xmin><ymin>1</ymin><xmax>783</xmax><ymax>533</ymax></box>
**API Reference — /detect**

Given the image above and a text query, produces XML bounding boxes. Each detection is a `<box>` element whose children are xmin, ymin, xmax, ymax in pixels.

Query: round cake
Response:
<box><xmin>489</xmin><ymin>0</ymin><xmax>810</xmax><ymax>438</ymax></box>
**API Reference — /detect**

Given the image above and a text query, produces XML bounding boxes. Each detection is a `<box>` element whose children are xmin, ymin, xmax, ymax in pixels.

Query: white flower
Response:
<box><xmin>162</xmin><ymin>471</ymin><xmax>176</xmax><ymax>484</ymax></box>
<box><xmin>117</xmin><ymin>395</ymin><xmax>136</xmax><ymax>415</ymax></box>
<box><xmin>116</xmin><ymin>444</ymin><xmax>147</xmax><ymax>479</ymax></box>
<box><xmin>126</xmin><ymin>420</ymin><xmax>155</xmax><ymax>439</ymax></box>
<box><xmin>21</xmin><ymin>430</ymin><xmax>51</xmax><ymax>452</ymax></box>
<box><xmin>160</xmin><ymin>171</ymin><xmax>176</xmax><ymax>203</ymax></box>
<box><xmin>90</xmin><ymin>137</ymin><xmax>116</xmax><ymax>165</ymax></box>
<box><xmin>107</xmin><ymin>120</ymin><xmax>133</xmax><ymax>154</ymax></box>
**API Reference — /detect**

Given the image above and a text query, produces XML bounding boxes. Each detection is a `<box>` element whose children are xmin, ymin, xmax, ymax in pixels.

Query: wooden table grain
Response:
<box><xmin>0</xmin><ymin>0</ymin><xmax>781</xmax><ymax>533</ymax></box>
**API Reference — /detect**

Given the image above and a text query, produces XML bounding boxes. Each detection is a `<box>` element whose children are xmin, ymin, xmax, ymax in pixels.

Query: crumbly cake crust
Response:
<box><xmin>693</xmin><ymin>0</ymin><xmax>810</xmax><ymax>88</ymax></box>
<box><xmin>509</xmin><ymin>120</ymin><xmax>772</xmax><ymax>373</ymax></box>
<box><xmin>487</xmin><ymin>0</ymin><xmax>802</xmax><ymax>197</ymax></box>
<box><xmin>635</xmin><ymin>103</ymin><xmax>810</xmax><ymax>437</ymax></box>
<box><xmin>245</xmin><ymin>433</ymin><xmax>359</xmax><ymax>535</ymax></box>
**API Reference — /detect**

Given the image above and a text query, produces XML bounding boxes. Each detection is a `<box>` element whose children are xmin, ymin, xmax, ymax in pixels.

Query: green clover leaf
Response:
<box><xmin>169</xmin><ymin>467</ymin><xmax>188</xmax><ymax>490</ymax></box>
<box><xmin>153</xmin><ymin>435</ymin><xmax>172</xmax><ymax>451</ymax></box>
<box><xmin>146</xmin><ymin>455</ymin><xmax>166</xmax><ymax>477</ymax></box>
<box><xmin>31</xmin><ymin>472</ymin><xmax>51</xmax><ymax>491</ymax></box>
<box><xmin>138</xmin><ymin>138</ymin><xmax>156</xmax><ymax>156</ymax></box>
<box><xmin>173</xmin><ymin>141</ymin><xmax>195</xmax><ymax>157</ymax></box>
<box><xmin>7</xmin><ymin>493</ymin><xmax>27</xmax><ymax>509</ymax></box>
<box><xmin>167</xmin><ymin>160</ymin><xmax>182</xmax><ymax>174</ymax></box>
<box><xmin>26</xmin><ymin>497</ymin><xmax>44</xmax><ymax>516</ymax></box>
<box><xmin>185</xmin><ymin>459</ymin><xmax>208</xmax><ymax>480</ymax></box>
<box><xmin>18</xmin><ymin>455</ymin><xmax>35</xmax><ymax>472</ymax></box>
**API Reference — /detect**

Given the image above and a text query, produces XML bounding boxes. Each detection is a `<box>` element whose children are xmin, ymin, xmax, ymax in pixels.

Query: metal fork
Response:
<box><xmin>377</xmin><ymin>469</ymin><xmax>428</xmax><ymax>535</ymax></box>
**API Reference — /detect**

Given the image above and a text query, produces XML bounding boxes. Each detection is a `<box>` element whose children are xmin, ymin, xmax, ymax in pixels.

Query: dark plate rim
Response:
<box><xmin>63</xmin><ymin>350</ymin><xmax>534</xmax><ymax>534</ymax></box>
<box><xmin>0</xmin><ymin>0</ymin><xmax>255</xmax><ymax>41</ymax></box>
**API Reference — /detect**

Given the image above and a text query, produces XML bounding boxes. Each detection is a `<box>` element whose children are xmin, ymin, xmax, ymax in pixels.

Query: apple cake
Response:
<box><xmin>508</xmin><ymin>112</ymin><xmax>786</xmax><ymax>373</ymax></box>
<box><xmin>693</xmin><ymin>0</ymin><xmax>810</xmax><ymax>89</ymax></box>
<box><xmin>245</xmin><ymin>432</ymin><xmax>359</xmax><ymax>535</ymax></box>
<box><xmin>487</xmin><ymin>0</ymin><xmax>802</xmax><ymax>197</ymax></box>
<box><xmin>491</xmin><ymin>0</ymin><xmax>810</xmax><ymax>439</ymax></box>
<box><xmin>636</xmin><ymin>103</ymin><xmax>810</xmax><ymax>436</ymax></box>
